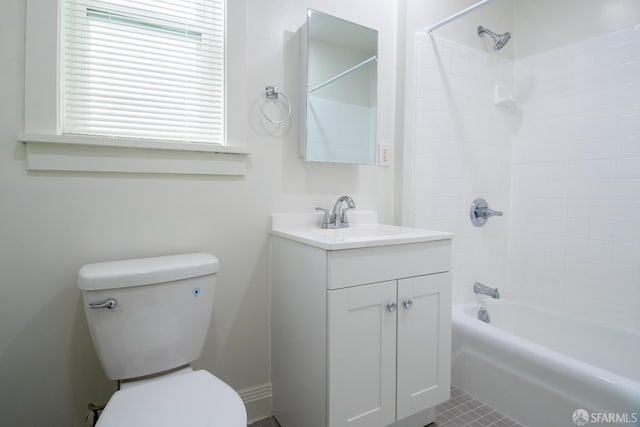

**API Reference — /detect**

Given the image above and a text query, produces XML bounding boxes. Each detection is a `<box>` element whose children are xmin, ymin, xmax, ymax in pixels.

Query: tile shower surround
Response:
<box><xmin>412</xmin><ymin>33</ymin><xmax>512</xmax><ymax>307</ymax></box>
<box><xmin>413</xmin><ymin>26</ymin><xmax>640</xmax><ymax>330</ymax></box>
<box><xmin>509</xmin><ymin>26</ymin><xmax>640</xmax><ymax>329</ymax></box>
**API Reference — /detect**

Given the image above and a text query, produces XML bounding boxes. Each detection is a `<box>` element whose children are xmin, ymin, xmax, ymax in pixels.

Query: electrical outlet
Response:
<box><xmin>378</xmin><ymin>143</ymin><xmax>391</xmax><ymax>167</ymax></box>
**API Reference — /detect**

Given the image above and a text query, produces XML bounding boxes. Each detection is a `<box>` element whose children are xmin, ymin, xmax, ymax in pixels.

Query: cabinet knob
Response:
<box><xmin>387</xmin><ymin>302</ymin><xmax>397</xmax><ymax>313</ymax></box>
<box><xmin>403</xmin><ymin>299</ymin><xmax>413</xmax><ymax>310</ymax></box>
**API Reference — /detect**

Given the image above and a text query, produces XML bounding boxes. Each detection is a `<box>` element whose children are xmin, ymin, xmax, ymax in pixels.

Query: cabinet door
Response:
<box><xmin>327</xmin><ymin>281</ymin><xmax>397</xmax><ymax>427</ymax></box>
<box><xmin>396</xmin><ymin>273</ymin><xmax>451</xmax><ymax>420</ymax></box>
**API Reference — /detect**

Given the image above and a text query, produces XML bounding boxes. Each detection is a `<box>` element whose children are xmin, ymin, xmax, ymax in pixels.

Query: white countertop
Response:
<box><xmin>271</xmin><ymin>211</ymin><xmax>454</xmax><ymax>250</ymax></box>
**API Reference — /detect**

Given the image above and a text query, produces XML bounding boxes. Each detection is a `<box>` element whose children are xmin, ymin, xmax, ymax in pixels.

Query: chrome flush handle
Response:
<box><xmin>88</xmin><ymin>298</ymin><xmax>117</xmax><ymax>309</ymax></box>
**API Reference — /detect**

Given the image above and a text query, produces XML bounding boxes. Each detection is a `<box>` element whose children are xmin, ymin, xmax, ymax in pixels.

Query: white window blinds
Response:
<box><xmin>63</xmin><ymin>0</ymin><xmax>224</xmax><ymax>144</ymax></box>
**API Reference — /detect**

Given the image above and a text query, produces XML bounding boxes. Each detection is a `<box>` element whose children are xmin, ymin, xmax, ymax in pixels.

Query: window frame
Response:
<box><xmin>22</xmin><ymin>0</ymin><xmax>249</xmax><ymax>176</ymax></box>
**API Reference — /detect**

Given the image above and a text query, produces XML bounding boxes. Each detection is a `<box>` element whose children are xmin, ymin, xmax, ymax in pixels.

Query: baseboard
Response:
<box><xmin>238</xmin><ymin>383</ymin><xmax>272</xmax><ymax>423</ymax></box>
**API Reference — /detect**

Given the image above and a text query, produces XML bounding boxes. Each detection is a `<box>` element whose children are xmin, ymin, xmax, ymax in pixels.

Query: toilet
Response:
<box><xmin>78</xmin><ymin>252</ymin><xmax>247</xmax><ymax>426</ymax></box>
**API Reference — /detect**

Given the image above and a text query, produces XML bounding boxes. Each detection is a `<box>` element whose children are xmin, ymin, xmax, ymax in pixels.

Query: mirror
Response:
<box><xmin>299</xmin><ymin>10</ymin><xmax>378</xmax><ymax>165</ymax></box>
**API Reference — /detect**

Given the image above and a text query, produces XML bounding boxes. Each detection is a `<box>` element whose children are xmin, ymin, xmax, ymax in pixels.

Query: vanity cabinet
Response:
<box><xmin>271</xmin><ymin>234</ymin><xmax>452</xmax><ymax>427</ymax></box>
<box><xmin>328</xmin><ymin>273</ymin><xmax>451</xmax><ymax>426</ymax></box>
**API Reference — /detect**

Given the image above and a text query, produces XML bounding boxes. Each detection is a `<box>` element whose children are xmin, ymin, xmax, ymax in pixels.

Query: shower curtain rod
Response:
<box><xmin>424</xmin><ymin>0</ymin><xmax>496</xmax><ymax>33</ymax></box>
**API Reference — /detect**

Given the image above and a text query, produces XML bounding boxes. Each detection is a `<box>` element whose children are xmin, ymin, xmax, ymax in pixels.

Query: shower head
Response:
<box><xmin>478</xmin><ymin>26</ymin><xmax>511</xmax><ymax>51</ymax></box>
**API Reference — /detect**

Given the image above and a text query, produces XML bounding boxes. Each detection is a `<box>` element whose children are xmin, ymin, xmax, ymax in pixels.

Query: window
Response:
<box><xmin>63</xmin><ymin>0</ymin><xmax>225</xmax><ymax>144</ymax></box>
<box><xmin>22</xmin><ymin>0</ymin><xmax>247</xmax><ymax>175</ymax></box>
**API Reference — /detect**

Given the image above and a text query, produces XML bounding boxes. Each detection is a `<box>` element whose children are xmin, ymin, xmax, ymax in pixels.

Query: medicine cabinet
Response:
<box><xmin>299</xmin><ymin>9</ymin><xmax>378</xmax><ymax>165</ymax></box>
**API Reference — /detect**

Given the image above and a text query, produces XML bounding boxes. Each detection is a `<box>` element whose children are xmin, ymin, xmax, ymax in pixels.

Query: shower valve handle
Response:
<box><xmin>471</xmin><ymin>198</ymin><xmax>503</xmax><ymax>227</ymax></box>
<box><xmin>482</xmin><ymin>207</ymin><xmax>503</xmax><ymax>218</ymax></box>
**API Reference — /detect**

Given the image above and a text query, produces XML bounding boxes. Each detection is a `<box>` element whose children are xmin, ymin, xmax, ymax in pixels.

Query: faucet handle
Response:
<box><xmin>483</xmin><ymin>207</ymin><xmax>503</xmax><ymax>217</ymax></box>
<box><xmin>339</xmin><ymin>204</ymin><xmax>354</xmax><ymax>226</ymax></box>
<box><xmin>315</xmin><ymin>207</ymin><xmax>332</xmax><ymax>229</ymax></box>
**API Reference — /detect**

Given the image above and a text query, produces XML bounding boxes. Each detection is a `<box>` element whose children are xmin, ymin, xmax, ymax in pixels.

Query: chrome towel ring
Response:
<box><xmin>260</xmin><ymin>86</ymin><xmax>291</xmax><ymax>124</ymax></box>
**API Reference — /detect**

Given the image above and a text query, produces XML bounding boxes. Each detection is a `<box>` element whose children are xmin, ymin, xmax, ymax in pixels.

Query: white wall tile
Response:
<box><xmin>589</xmin><ymin>179</ymin><xmax>619</xmax><ymax>200</ymax></box>
<box><xmin>616</xmin><ymin>179</ymin><xmax>640</xmax><ymax>200</ymax></box>
<box><xmin>412</xmin><ymin>36</ymin><xmax>512</xmax><ymax>303</ymax></box>
<box><xmin>617</xmin><ymin>157</ymin><xmax>640</xmax><ymax>178</ymax></box>
<box><xmin>569</xmin><ymin>159</ymin><xmax>619</xmax><ymax>180</ymax></box>
<box><xmin>617</xmin><ymin>136</ymin><xmax>640</xmax><ymax>157</ymax></box>
<box><xmin>567</xmin><ymin>199</ymin><xmax>589</xmax><ymax>219</ymax></box>
<box><xmin>507</xmin><ymin>28</ymin><xmax>640</xmax><ymax>330</ymax></box>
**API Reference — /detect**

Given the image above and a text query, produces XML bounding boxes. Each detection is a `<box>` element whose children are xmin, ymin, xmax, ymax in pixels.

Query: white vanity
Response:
<box><xmin>270</xmin><ymin>211</ymin><xmax>454</xmax><ymax>427</ymax></box>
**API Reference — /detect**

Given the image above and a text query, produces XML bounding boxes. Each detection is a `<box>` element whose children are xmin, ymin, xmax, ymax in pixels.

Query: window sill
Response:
<box><xmin>18</xmin><ymin>133</ymin><xmax>250</xmax><ymax>176</ymax></box>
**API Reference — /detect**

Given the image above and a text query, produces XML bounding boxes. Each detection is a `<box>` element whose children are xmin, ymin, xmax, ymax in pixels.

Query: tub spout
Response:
<box><xmin>474</xmin><ymin>282</ymin><xmax>500</xmax><ymax>299</ymax></box>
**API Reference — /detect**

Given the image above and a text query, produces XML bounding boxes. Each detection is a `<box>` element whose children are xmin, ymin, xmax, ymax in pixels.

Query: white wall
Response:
<box><xmin>0</xmin><ymin>0</ymin><xmax>397</xmax><ymax>425</ymax></box>
<box><xmin>509</xmin><ymin>26</ymin><xmax>640</xmax><ymax>330</ymax></box>
<box><xmin>514</xmin><ymin>0</ymin><xmax>640</xmax><ymax>59</ymax></box>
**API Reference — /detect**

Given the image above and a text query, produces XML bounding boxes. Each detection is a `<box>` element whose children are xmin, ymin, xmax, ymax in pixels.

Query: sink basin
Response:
<box><xmin>271</xmin><ymin>211</ymin><xmax>453</xmax><ymax>250</ymax></box>
<box><xmin>307</xmin><ymin>224</ymin><xmax>413</xmax><ymax>239</ymax></box>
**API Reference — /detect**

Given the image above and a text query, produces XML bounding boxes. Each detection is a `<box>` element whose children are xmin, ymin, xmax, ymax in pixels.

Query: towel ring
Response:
<box><xmin>260</xmin><ymin>86</ymin><xmax>291</xmax><ymax>124</ymax></box>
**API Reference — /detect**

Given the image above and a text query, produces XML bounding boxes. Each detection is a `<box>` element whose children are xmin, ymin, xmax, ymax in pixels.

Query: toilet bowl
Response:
<box><xmin>78</xmin><ymin>253</ymin><xmax>247</xmax><ymax>426</ymax></box>
<box><xmin>96</xmin><ymin>368</ymin><xmax>245</xmax><ymax>426</ymax></box>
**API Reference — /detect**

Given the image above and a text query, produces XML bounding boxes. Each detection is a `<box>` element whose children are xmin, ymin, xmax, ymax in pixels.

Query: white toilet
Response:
<box><xmin>78</xmin><ymin>252</ymin><xmax>247</xmax><ymax>427</ymax></box>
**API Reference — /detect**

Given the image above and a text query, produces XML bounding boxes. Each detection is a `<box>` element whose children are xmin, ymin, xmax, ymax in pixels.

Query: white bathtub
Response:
<box><xmin>452</xmin><ymin>300</ymin><xmax>640</xmax><ymax>427</ymax></box>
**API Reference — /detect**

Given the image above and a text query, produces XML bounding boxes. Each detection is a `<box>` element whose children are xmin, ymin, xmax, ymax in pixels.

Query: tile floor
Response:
<box><xmin>248</xmin><ymin>385</ymin><xmax>524</xmax><ymax>427</ymax></box>
<box><xmin>433</xmin><ymin>385</ymin><xmax>523</xmax><ymax>427</ymax></box>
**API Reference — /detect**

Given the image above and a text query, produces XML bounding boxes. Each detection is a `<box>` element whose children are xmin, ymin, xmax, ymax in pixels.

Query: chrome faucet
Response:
<box><xmin>473</xmin><ymin>282</ymin><xmax>500</xmax><ymax>299</ymax></box>
<box><xmin>316</xmin><ymin>195</ymin><xmax>356</xmax><ymax>229</ymax></box>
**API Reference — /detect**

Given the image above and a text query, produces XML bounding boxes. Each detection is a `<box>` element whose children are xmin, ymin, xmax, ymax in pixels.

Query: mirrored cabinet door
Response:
<box><xmin>299</xmin><ymin>9</ymin><xmax>378</xmax><ymax>165</ymax></box>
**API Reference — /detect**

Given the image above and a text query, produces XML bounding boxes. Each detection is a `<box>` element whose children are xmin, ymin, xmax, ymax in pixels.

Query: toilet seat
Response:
<box><xmin>96</xmin><ymin>370</ymin><xmax>247</xmax><ymax>427</ymax></box>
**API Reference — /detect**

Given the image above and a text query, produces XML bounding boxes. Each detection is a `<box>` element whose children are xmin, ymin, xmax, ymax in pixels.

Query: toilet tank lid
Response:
<box><xmin>78</xmin><ymin>253</ymin><xmax>219</xmax><ymax>291</ymax></box>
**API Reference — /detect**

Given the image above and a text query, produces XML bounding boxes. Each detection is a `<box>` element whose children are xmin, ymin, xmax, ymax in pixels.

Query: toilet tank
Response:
<box><xmin>78</xmin><ymin>253</ymin><xmax>219</xmax><ymax>380</ymax></box>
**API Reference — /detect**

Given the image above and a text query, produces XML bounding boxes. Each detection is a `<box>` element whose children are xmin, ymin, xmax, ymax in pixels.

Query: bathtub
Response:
<box><xmin>452</xmin><ymin>300</ymin><xmax>640</xmax><ymax>427</ymax></box>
